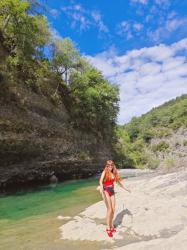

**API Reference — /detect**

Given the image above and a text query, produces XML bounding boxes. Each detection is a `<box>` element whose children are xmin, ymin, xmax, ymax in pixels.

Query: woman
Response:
<box><xmin>99</xmin><ymin>160</ymin><xmax>131</xmax><ymax>237</ymax></box>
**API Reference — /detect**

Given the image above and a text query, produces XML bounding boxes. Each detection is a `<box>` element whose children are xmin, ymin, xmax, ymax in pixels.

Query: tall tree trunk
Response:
<box><xmin>65</xmin><ymin>66</ymin><xmax>68</xmax><ymax>84</ymax></box>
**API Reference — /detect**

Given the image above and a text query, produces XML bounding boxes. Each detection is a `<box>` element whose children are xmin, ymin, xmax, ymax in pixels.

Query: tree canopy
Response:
<box><xmin>0</xmin><ymin>0</ymin><xmax>119</xmax><ymax>141</ymax></box>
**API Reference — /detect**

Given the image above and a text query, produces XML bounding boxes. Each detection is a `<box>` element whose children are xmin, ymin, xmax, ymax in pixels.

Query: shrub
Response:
<box><xmin>77</xmin><ymin>150</ymin><xmax>91</xmax><ymax>160</ymax></box>
<box><xmin>151</xmin><ymin>141</ymin><xmax>170</xmax><ymax>152</ymax></box>
<box><xmin>164</xmin><ymin>158</ymin><xmax>175</xmax><ymax>169</ymax></box>
<box><xmin>183</xmin><ymin>140</ymin><xmax>187</xmax><ymax>146</ymax></box>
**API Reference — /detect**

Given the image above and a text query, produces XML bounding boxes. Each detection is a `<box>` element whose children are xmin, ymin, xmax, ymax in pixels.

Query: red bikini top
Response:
<box><xmin>103</xmin><ymin>178</ymin><xmax>115</xmax><ymax>187</ymax></box>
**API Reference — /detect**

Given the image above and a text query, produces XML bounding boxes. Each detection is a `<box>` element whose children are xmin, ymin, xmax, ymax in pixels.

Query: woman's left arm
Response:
<box><xmin>117</xmin><ymin>180</ymin><xmax>131</xmax><ymax>193</ymax></box>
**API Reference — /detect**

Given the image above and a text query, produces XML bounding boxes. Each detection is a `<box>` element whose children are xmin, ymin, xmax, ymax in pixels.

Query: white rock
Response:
<box><xmin>57</xmin><ymin>215</ymin><xmax>71</xmax><ymax>220</ymax></box>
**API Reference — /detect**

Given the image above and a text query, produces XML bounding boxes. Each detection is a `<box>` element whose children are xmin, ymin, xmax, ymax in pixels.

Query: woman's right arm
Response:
<box><xmin>99</xmin><ymin>170</ymin><xmax>105</xmax><ymax>192</ymax></box>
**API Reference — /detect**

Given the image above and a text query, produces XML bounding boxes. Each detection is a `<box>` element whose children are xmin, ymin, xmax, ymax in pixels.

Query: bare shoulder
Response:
<box><xmin>102</xmin><ymin>169</ymin><xmax>106</xmax><ymax>174</ymax></box>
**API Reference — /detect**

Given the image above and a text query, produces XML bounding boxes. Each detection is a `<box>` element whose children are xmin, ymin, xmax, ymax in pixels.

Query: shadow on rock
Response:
<box><xmin>114</xmin><ymin>208</ymin><xmax>133</xmax><ymax>227</ymax></box>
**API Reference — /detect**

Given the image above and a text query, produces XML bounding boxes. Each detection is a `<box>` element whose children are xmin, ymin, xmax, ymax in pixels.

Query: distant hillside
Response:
<box><xmin>114</xmin><ymin>94</ymin><xmax>187</xmax><ymax>169</ymax></box>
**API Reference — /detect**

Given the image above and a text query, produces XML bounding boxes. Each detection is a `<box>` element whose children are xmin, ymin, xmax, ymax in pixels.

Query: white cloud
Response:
<box><xmin>91</xmin><ymin>11</ymin><xmax>108</xmax><ymax>33</ymax></box>
<box><xmin>70</xmin><ymin>12</ymin><xmax>90</xmax><ymax>30</ymax></box>
<box><xmin>148</xmin><ymin>17</ymin><xmax>187</xmax><ymax>42</ymax></box>
<box><xmin>61</xmin><ymin>4</ymin><xmax>90</xmax><ymax>31</ymax></box>
<box><xmin>49</xmin><ymin>8</ymin><xmax>60</xmax><ymax>19</ymax></box>
<box><xmin>133</xmin><ymin>23</ymin><xmax>144</xmax><ymax>31</ymax></box>
<box><xmin>117</xmin><ymin>21</ymin><xmax>143</xmax><ymax>40</ymax></box>
<box><xmin>61</xmin><ymin>4</ymin><xmax>108</xmax><ymax>33</ymax></box>
<box><xmin>167</xmin><ymin>11</ymin><xmax>177</xmax><ymax>20</ymax></box>
<box><xmin>120</xmin><ymin>21</ymin><xmax>130</xmax><ymax>32</ymax></box>
<box><xmin>131</xmin><ymin>0</ymin><xmax>148</xmax><ymax>4</ymax></box>
<box><xmin>73</xmin><ymin>4</ymin><xmax>83</xmax><ymax>11</ymax></box>
<box><xmin>167</xmin><ymin>18</ymin><xmax>187</xmax><ymax>32</ymax></box>
<box><xmin>155</xmin><ymin>0</ymin><xmax>171</xmax><ymax>7</ymax></box>
<box><xmin>122</xmin><ymin>1</ymin><xmax>185</xmax><ymax>44</ymax></box>
<box><xmin>86</xmin><ymin>38</ymin><xmax>187</xmax><ymax>124</ymax></box>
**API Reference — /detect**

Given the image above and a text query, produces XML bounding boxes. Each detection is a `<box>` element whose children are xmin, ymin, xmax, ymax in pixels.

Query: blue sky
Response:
<box><xmin>44</xmin><ymin>0</ymin><xmax>187</xmax><ymax>124</ymax></box>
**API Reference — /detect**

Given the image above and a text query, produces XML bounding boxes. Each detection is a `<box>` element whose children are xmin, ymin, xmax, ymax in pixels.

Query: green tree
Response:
<box><xmin>0</xmin><ymin>0</ymin><xmax>50</xmax><ymax>58</ymax></box>
<box><xmin>0</xmin><ymin>0</ymin><xmax>51</xmax><ymax>87</ymax></box>
<box><xmin>51</xmin><ymin>38</ymin><xmax>80</xmax><ymax>83</ymax></box>
<box><xmin>68</xmin><ymin>67</ymin><xmax>119</xmax><ymax>138</ymax></box>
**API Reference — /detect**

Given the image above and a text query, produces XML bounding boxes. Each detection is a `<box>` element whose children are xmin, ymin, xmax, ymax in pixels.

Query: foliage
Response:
<box><xmin>51</xmin><ymin>38</ymin><xmax>80</xmax><ymax>83</ymax></box>
<box><xmin>125</xmin><ymin>95</ymin><xmax>187</xmax><ymax>141</ymax></box>
<box><xmin>68</xmin><ymin>67</ymin><xmax>119</xmax><ymax>137</ymax></box>
<box><xmin>151</xmin><ymin>141</ymin><xmax>170</xmax><ymax>153</ymax></box>
<box><xmin>0</xmin><ymin>0</ymin><xmax>119</xmax><ymax>142</ymax></box>
<box><xmin>164</xmin><ymin>158</ymin><xmax>175</xmax><ymax>169</ymax></box>
<box><xmin>144</xmin><ymin>152</ymin><xmax>160</xmax><ymax>169</ymax></box>
<box><xmin>112</xmin><ymin>126</ymin><xmax>146</xmax><ymax>168</ymax></box>
<box><xmin>0</xmin><ymin>0</ymin><xmax>50</xmax><ymax>58</ymax></box>
<box><xmin>113</xmin><ymin>94</ymin><xmax>187</xmax><ymax>169</ymax></box>
<box><xmin>0</xmin><ymin>0</ymin><xmax>51</xmax><ymax>89</ymax></box>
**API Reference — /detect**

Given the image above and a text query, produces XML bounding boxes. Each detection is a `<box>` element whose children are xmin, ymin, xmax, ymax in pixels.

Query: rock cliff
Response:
<box><xmin>149</xmin><ymin>127</ymin><xmax>187</xmax><ymax>169</ymax></box>
<box><xmin>0</xmin><ymin>84</ymin><xmax>111</xmax><ymax>192</ymax></box>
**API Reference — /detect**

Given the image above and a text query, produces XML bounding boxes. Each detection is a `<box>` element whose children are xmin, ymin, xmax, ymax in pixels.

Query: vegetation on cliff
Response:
<box><xmin>0</xmin><ymin>0</ymin><xmax>119</xmax><ymax>141</ymax></box>
<box><xmin>113</xmin><ymin>94</ymin><xmax>187</xmax><ymax>168</ymax></box>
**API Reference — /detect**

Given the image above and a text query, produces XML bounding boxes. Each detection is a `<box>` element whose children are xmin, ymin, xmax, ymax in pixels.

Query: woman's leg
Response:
<box><xmin>110</xmin><ymin>194</ymin><xmax>116</xmax><ymax>228</ymax></box>
<box><xmin>104</xmin><ymin>191</ymin><xmax>113</xmax><ymax>229</ymax></box>
<box><xmin>101</xmin><ymin>189</ymin><xmax>109</xmax><ymax>209</ymax></box>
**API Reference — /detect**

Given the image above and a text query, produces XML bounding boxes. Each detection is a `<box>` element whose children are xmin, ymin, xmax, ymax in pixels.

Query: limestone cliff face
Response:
<box><xmin>147</xmin><ymin>127</ymin><xmax>187</xmax><ymax>169</ymax></box>
<box><xmin>0</xmin><ymin>84</ymin><xmax>111</xmax><ymax>191</ymax></box>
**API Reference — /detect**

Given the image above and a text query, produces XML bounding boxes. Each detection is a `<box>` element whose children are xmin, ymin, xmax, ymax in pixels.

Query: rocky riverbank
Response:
<box><xmin>59</xmin><ymin>168</ymin><xmax>187</xmax><ymax>250</ymax></box>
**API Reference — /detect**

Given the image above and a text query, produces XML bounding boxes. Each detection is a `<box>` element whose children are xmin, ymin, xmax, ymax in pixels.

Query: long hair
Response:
<box><xmin>103</xmin><ymin>160</ymin><xmax>121</xmax><ymax>182</ymax></box>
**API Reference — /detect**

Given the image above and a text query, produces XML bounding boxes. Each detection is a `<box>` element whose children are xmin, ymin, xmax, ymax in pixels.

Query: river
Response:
<box><xmin>0</xmin><ymin>169</ymin><xmax>151</xmax><ymax>250</ymax></box>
